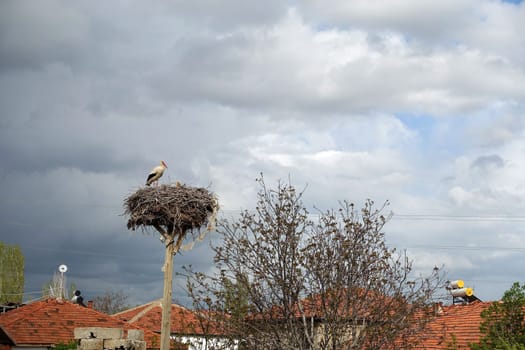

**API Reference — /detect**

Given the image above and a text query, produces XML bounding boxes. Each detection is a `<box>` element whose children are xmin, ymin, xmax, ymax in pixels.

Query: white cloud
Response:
<box><xmin>143</xmin><ymin>8</ymin><xmax>525</xmax><ymax>118</ymax></box>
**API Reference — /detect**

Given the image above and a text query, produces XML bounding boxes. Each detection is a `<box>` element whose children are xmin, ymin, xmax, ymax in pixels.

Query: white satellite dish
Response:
<box><xmin>58</xmin><ymin>264</ymin><xmax>68</xmax><ymax>273</ymax></box>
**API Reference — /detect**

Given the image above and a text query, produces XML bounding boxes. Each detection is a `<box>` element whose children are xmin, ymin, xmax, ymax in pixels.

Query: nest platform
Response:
<box><xmin>124</xmin><ymin>183</ymin><xmax>218</xmax><ymax>238</ymax></box>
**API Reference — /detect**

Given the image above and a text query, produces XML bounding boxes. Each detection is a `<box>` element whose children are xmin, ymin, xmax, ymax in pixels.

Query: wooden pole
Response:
<box><xmin>160</xmin><ymin>234</ymin><xmax>185</xmax><ymax>350</ymax></box>
<box><xmin>160</xmin><ymin>238</ymin><xmax>175</xmax><ymax>350</ymax></box>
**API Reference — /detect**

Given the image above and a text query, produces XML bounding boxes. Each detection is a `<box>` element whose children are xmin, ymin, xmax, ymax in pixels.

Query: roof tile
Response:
<box><xmin>0</xmin><ymin>298</ymin><xmax>160</xmax><ymax>348</ymax></box>
<box><xmin>412</xmin><ymin>301</ymin><xmax>492</xmax><ymax>349</ymax></box>
<box><xmin>114</xmin><ymin>300</ymin><xmax>224</xmax><ymax>336</ymax></box>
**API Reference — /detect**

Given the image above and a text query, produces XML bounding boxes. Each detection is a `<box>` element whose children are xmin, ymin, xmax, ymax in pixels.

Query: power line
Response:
<box><xmin>20</xmin><ymin>244</ymin><xmax>142</xmax><ymax>259</ymax></box>
<box><xmin>6</xmin><ymin>210</ymin><xmax>525</xmax><ymax>230</ymax></box>
<box><xmin>402</xmin><ymin>244</ymin><xmax>525</xmax><ymax>252</ymax></box>
<box><xmin>0</xmin><ymin>290</ymin><xmax>42</xmax><ymax>296</ymax></box>
<box><xmin>468</xmin><ymin>279</ymin><xmax>521</xmax><ymax>284</ymax></box>
<box><xmin>14</xmin><ymin>240</ymin><xmax>525</xmax><ymax>257</ymax></box>
<box><xmin>392</xmin><ymin>214</ymin><xmax>525</xmax><ymax>222</ymax></box>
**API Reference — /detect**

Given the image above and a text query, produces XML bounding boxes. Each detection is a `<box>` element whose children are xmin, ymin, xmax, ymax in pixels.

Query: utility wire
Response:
<box><xmin>0</xmin><ymin>290</ymin><xmax>42</xmax><ymax>296</ymax></box>
<box><xmin>13</xmin><ymin>241</ymin><xmax>525</xmax><ymax>255</ymax></box>
<box><xmin>402</xmin><ymin>244</ymin><xmax>525</xmax><ymax>251</ymax></box>
<box><xmin>392</xmin><ymin>214</ymin><xmax>525</xmax><ymax>222</ymax></box>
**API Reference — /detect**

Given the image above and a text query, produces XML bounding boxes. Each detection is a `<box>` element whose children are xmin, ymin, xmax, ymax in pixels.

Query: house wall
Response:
<box><xmin>75</xmin><ymin>327</ymin><xmax>146</xmax><ymax>350</ymax></box>
<box><xmin>312</xmin><ymin>321</ymin><xmax>366</xmax><ymax>348</ymax></box>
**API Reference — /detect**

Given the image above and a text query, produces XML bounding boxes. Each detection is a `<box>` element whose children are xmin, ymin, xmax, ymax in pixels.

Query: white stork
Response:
<box><xmin>146</xmin><ymin>160</ymin><xmax>168</xmax><ymax>186</ymax></box>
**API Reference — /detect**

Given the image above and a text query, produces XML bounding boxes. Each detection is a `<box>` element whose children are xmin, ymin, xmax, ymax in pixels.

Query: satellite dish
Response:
<box><xmin>58</xmin><ymin>264</ymin><xmax>68</xmax><ymax>273</ymax></box>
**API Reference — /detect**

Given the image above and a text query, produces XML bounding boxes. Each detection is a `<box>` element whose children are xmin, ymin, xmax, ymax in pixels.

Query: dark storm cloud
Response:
<box><xmin>0</xmin><ymin>135</ymin><xmax>122</xmax><ymax>175</ymax></box>
<box><xmin>0</xmin><ymin>0</ymin><xmax>288</xmax><ymax>73</ymax></box>
<box><xmin>0</xmin><ymin>1</ymin><xmax>102</xmax><ymax>72</ymax></box>
<box><xmin>8</xmin><ymin>209</ymin><xmax>217</xmax><ymax>305</ymax></box>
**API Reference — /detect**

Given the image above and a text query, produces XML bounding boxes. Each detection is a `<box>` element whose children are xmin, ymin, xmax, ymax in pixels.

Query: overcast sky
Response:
<box><xmin>1</xmin><ymin>0</ymin><xmax>525</xmax><ymax>307</ymax></box>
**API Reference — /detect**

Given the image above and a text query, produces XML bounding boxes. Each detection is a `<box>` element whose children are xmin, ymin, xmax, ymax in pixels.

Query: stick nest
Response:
<box><xmin>124</xmin><ymin>184</ymin><xmax>219</xmax><ymax>238</ymax></box>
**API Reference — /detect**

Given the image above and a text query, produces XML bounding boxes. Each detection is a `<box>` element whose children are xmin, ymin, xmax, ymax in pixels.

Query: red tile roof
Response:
<box><xmin>114</xmin><ymin>298</ymin><xmax>492</xmax><ymax>349</ymax></box>
<box><xmin>114</xmin><ymin>300</ymin><xmax>225</xmax><ymax>336</ymax></box>
<box><xmin>0</xmin><ymin>298</ymin><xmax>160</xmax><ymax>348</ymax></box>
<box><xmin>247</xmin><ymin>291</ymin><xmax>492</xmax><ymax>349</ymax></box>
<box><xmin>412</xmin><ymin>301</ymin><xmax>492</xmax><ymax>349</ymax></box>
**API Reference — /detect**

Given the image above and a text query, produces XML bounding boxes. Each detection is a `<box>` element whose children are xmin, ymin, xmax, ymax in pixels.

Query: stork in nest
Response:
<box><xmin>146</xmin><ymin>160</ymin><xmax>168</xmax><ymax>186</ymax></box>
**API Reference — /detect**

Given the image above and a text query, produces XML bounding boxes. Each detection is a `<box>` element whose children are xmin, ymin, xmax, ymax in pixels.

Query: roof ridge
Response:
<box><xmin>113</xmin><ymin>299</ymin><xmax>161</xmax><ymax>316</ymax></box>
<box><xmin>128</xmin><ymin>299</ymin><xmax>162</xmax><ymax>323</ymax></box>
<box><xmin>171</xmin><ymin>302</ymin><xmax>193</xmax><ymax>312</ymax></box>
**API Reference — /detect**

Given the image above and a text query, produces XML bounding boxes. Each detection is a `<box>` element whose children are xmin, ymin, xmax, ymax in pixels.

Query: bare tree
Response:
<box><xmin>93</xmin><ymin>289</ymin><xmax>130</xmax><ymax>314</ymax></box>
<box><xmin>185</xmin><ymin>176</ymin><xmax>445</xmax><ymax>350</ymax></box>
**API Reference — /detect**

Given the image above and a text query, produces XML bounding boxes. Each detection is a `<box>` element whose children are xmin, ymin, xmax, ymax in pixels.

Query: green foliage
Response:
<box><xmin>471</xmin><ymin>282</ymin><xmax>525</xmax><ymax>350</ymax></box>
<box><xmin>222</xmin><ymin>273</ymin><xmax>250</xmax><ymax>321</ymax></box>
<box><xmin>53</xmin><ymin>340</ymin><xmax>77</xmax><ymax>350</ymax></box>
<box><xmin>474</xmin><ymin>341</ymin><xmax>525</xmax><ymax>350</ymax></box>
<box><xmin>445</xmin><ymin>334</ymin><xmax>459</xmax><ymax>350</ymax></box>
<box><xmin>0</xmin><ymin>241</ymin><xmax>25</xmax><ymax>304</ymax></box>
<box><xmin>501</xmin><ymin>343</ymin><xmax>525</xmax><ymax>350</ymax></box>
